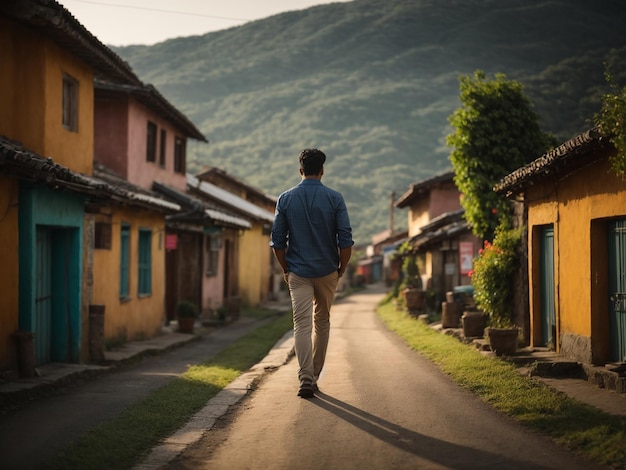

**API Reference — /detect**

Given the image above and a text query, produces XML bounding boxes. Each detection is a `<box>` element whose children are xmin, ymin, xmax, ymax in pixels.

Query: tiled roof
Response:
<box><xmin>0</xmin><ymin>136</ymin><xmax>180</xmax><ymax>213</ymax></box>
<box><xmin>395</xmin><ymin>170</ymin><xmax>456</xmax><ymax>208</ymax></box>
<box><xmin>409</xmin><ymin>209</ymin><xmax>469</xmax><ymax>251</ymax></box>
<box><xmin>95</xmin><ymin>81</ymin><xmax>207</xmax><ymax>142</ymax></box>
<box><xmin>93</xmin><ymin>164</ymin><xmax>180</xmax><ymax>212</ymax></box>
<box><xmin>187</xmin><ymin>175</ymin><xmax>275</xmax><ymax>223</ymax></box>
<box><xmin>0</xmin><ymin>0</ymin><xmax>140</xmax><ymax>85</ymax></box>
<box><xmin>495</xmin><ymin>127</ymin><xmax>615</xmax><ymax>197</ymax></box>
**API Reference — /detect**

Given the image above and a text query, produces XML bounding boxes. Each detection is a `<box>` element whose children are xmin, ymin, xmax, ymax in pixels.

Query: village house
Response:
<box><xmin>186</xmin><ymin>175</ymin><xmax>276</xmax><ymax>308</ymax></box>
<box><xmin>395</xmin><ymin>171</ymin><xmax>481</xmax><ymax>304</ymax></box>
<box><xmin>496</xmin><ymin>128</ymin><xmax>626</xmax><ymax>379</ymax></box>
<box><xmin>0</xmin><ymin>0</ymin><xmax>226</xmax><ymax>376</ymax></box>
<box><xmin>0</xmin><ymin>0</ymin><xmax>156</xmax><ymax>373</ymax></box>
<box><xmin>92</xmin><ymin>80</ymin><xmax>216</xmax><ymax>326</ymax></box>
<box><xmin>152</xmin><ymin>180</ymin><xmax>251</xmax><ymax>321</ymax></box>
<box><xmin>195</xmin><ymin>168</ymin><xmax>277</xmax><ymax>305</ymax></box>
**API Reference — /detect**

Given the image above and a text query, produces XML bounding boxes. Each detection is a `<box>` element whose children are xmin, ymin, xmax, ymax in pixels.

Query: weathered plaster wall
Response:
<box><xmin>92</xmin><ymin>207</ymin><xmax>166</xmax><ymax>342</ymax></box>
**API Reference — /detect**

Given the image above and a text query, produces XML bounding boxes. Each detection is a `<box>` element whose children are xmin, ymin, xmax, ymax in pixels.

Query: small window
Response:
<box><xmin>138</xmin><ymin>229</ymin><xmax>152</xmax><ymax>296</ymax></box>
<box><xmin>205</xmin><ymin>232</ymin><xmax>221</xmax><ymax>276</ymax></box>
<box><xmin>94</xmin><ymin>222</ymin><xmax>112</xmax><ymax>250</ymax></box>
<box><xmin>62</xmin><ymin>74</ymin><xmax>78</xmax><ymax>132</ymax></box>
<box><xmin>159</xmin><ymin>128</ymin><xmax>166</xmax><ymax>167</ymax></box>
<box><xmin>146</xmin><ymin>121</ymin><xmax>157</xmax><ymax>162</ymax></box>
<box><xmin>174</xmin><ymin>136</ymin><xmax>186</xmax><ymax>174</ymax></box>
<box><xmin>120</xmin><ymin>223</ymin><xmax>131</xmax><ymax>300</ymax></box>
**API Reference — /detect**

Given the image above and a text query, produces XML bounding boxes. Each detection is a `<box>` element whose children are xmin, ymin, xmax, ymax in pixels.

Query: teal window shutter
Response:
<box><xmin>120</xmin><ymin>223</ymin><xmax>130</xmax><ymax>299</ymax></box>
<box><xmin>138</xmin><ymin>229</ymin><xmax>152</xmax><ymax>295</ymax></box>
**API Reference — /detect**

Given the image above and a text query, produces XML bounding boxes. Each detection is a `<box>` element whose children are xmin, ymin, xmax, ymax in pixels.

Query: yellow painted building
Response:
<box><xmin>91</xmin><ymin>205</ymin><xmax>171</xmax><ymax>342</ymax></box>
<box><xmin>497</xmin><ymin>128</ymin><xmax>626</xmax><ymax>365</ymax></box>
<box><xmin>0</xmin><ymin>0</ymin><xmax>164</xmax><ymax>373</ymax></box>
<box><xmin>0</xmin><ymin>14</ymin><xmax>96</xmax><ymax>370</ymax></box>
<box><xmin>188</xmin><ymin>175</ymin><xmax>275</xmax><ymax>308</ymax></box>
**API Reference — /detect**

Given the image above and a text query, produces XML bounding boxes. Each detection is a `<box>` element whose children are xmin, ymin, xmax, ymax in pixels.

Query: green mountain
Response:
<box><xmin>113</xmin><ymin>0</ymin><xmax>626</xmax><ymax>245</ymax></box>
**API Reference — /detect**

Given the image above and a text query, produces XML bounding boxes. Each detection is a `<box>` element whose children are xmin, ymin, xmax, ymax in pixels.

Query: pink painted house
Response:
<box><xmin>93</xmin><ymin>80</ymin><xmax>211</xmax><ymax>322</ymax></box>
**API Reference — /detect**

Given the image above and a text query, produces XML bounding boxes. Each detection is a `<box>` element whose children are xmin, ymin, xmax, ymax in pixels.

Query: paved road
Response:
<box><xmin>169</xmin><ymin>285</ymin><xmax>606</xmax><ymax>470</ymax></box>
<box><xmin>0</xmin><ymin>318</ymin><xmax>269</xmax><ymax>470</ymax></box>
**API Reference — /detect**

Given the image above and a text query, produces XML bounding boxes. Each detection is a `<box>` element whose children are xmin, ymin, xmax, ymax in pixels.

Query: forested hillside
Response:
<box><xmin>114</xmin><ymin>0</ymin><xmax>626</xmax><ymax>244</ymax></box>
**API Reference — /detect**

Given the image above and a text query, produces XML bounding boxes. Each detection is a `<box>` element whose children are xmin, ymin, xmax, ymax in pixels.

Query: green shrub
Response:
<box><xmin>176</xmin><ymin>300</ymin><xmax>199</xmax><ymax>318</ymax></box>
<box><xmin>470</xmin><ymin>225</ymin><xmax>522</xmax><ymax>328</ymax></box>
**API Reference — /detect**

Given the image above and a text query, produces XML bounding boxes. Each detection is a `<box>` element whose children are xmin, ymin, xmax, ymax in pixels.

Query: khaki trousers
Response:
<box><xmin>287</xmin><ymin>271</ymin><xmax>339</xmax><ymax>383</ymax></box>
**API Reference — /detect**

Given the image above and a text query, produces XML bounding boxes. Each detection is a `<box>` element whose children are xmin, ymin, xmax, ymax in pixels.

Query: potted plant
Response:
<box><xmin>470</xmin><ymin>225</ymin><xmax>522</xmax><ymax>355</ymax></box>
<box><xmin>397</xmin><ymin>242</ymin><xmax>425</xmax><ymax>313</ymax></box>
<box><xmin>176</xmin><ymin>300</ymin><xmax>198</xmax><ymax>334</ymax></box>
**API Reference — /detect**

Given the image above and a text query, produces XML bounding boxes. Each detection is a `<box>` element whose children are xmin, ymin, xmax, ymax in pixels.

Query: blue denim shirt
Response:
<box><xmin>270</xmin><ymin>179</ymin><xmax>353</xmax><ymax>278</ymax></box>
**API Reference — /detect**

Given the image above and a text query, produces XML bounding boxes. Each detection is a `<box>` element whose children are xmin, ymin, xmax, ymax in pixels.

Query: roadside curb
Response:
<box><xmin>0</xmin><ymin>332</ymin><xmax>199</xmax><ymax>413</ymax></box>
<box><xmin>133</xmin><ymin>329</ymin><xmax>295</xmax><ymax>470</ymax></box>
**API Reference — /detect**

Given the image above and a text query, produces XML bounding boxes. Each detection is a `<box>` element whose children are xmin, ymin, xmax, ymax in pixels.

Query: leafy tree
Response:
<box><xmin>447</xmin><ymin>71</ymin><xmax>555</xmax><ymax>241</ymax></box>
<box><xmin>594</xmin><ymin>70</ymin><xmax>626</xmax><ymax>179</ymax></box>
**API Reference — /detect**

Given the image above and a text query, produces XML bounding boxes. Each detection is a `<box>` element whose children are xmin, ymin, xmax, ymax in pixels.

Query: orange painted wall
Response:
<box><xmin>92</xmin><ymin>207</ymin><xmax>166</xmax><ymax>342</ymax></box>
<box><xmin>0</xmin><ymin>20</ymin><xmax>93</xmax><ymax>175</ymax></box>
<box><xmin>526</xmin><ymin>157</ymin><xmax>626</xmax><ymax>361</ymax></box>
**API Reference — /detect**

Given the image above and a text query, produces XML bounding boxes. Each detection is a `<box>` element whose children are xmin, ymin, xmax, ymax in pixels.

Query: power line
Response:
<box><xmin>68</xmin><ymin>0</ymin><xmax>250</xmax><ymax>22</ymax></box>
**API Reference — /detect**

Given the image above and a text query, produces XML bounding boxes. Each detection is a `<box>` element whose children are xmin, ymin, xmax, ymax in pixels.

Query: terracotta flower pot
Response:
<box><xmin>177</xmin><ymin>316</ymin><xmax>196</xmax><ymax>334</ymax></box>
<box><xmin>403</xmin><ymin>288</ymin><xmax>425</xmax><ymax>312</ymax></box>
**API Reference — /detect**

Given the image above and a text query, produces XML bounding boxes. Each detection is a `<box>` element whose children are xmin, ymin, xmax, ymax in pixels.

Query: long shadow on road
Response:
<box><xmin>310</xmin><ymin>392</ymin><xmax>552</xmax><ymax>470</ymax></box>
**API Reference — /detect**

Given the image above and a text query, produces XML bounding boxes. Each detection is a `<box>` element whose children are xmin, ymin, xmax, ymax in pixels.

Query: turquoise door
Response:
<box><xmin>608</xmin><ymin>219</ymin><xmax>626</xmax><ymax>362</ymax></box>
<box><xmin>34</xmin><ymin>226</ymin><xmax>75</xmax><ymax>365</ymax></box>
<box><xmin>540</xmin><ymin>227</ymin><xmax>556</xmax><ymax>347</ymax></box>
<box><xmin>35</xmin><ymin>227</ymin><xmax>53</xmax><ymax>364</ymax></box>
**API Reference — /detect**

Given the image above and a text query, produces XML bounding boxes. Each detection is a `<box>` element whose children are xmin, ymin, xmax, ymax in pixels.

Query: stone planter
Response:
<box><xmin>441</xmin><ymin>301</ymin><xmax>462</xmax><ymax>328</ymax></box>
<box><xmin>177</xmin><ymin>316</ymin><xmax>196</xmax><ymax>334</ymax></box>
<box><xmin>461</xmin><ymin>311</ymin><xmax>486</xmax><ymax>338</ymax></box>
<box><xmin>486</xmin><ymin>327</ymin><xmax>519</xmax><ymax>356</ymax></box>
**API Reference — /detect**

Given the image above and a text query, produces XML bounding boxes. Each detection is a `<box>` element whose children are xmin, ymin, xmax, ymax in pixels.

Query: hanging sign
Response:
<box><xmin>459</xmin><ymin>241</ymin><xmax>474</xmax><ymax>275</ymax></box>
<box><xmin>165</xmin><ymin>234</ymin><xmax>178</xmax><ymax>250</ymax></box>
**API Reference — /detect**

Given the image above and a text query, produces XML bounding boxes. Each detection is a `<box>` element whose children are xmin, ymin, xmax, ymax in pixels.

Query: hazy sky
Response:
<box><xmin>61</xmin><ymin>0</ymin><xmax>352</xmax><ymax>46</ymax></box>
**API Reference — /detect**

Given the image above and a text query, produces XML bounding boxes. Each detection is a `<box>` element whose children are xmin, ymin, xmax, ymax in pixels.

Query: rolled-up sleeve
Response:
<box><xmin>270</xmin><ymin>198</ymin><xmax>288</xmax><ymax>249</ymax></box>
<box><xmin>336</xmin><ymin>197</ymin><xmax>354</xmax><ymax>249</ymax></box>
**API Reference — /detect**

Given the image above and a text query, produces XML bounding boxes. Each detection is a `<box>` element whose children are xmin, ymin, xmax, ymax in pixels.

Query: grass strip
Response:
<box><xmin>377</xmin><ymin>300</ymin><xmax>626</xmax><ymax>469</ymax></box>
<box><xmin>47</xmin><ymin>311</ymin><xmax>293</xmax><ymax>470</ymax></box>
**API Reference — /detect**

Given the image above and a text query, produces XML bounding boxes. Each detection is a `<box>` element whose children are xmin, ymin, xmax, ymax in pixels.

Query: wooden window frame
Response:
<box><xmin>138</xmin><ymin>228</ymin><xmax>152</xmax><ymax>296</ymax></box>
<box><xmin>94</xmin><ymin>222</ymin><xmax>112</xmax><ymax>250</ymax></box>
<box><xmin>205</xmin><ymin>232</ymin><xmax>221</xmax><ymax>276</ymax></box>
<box><xmin>159</xmin><ymin>128</ymin><xmax>167</xmax><ymax>167</ymax></box>
<box><xmin>146</xmin><ymin>121</ymin><xmax>157</xmax><ymax>162</ymax></box>
<box><xmin>174</xmin><ymin>136</ymin><xmax>186</xmax><ymax>174</ymax></box>
<box><xmin>62</xmin><ymin>74</ymin><xmax>79</xmax><ymax>132</ymax></box>
<box><xmin>120</xmin><ymin>223</ymin><xmax>131</xmax><ymax>300</ymax></box>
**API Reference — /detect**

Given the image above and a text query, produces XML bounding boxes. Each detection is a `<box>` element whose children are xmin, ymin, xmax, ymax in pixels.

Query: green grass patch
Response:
<box><xmin>377</xmin><ymin>300</ymin><xmax>626</xmax><ymax>469</ymax></box>
<box><xmin>48</xmin><ymin>313</ymin><xmax>293</xmax><ymax>470</ymax></box>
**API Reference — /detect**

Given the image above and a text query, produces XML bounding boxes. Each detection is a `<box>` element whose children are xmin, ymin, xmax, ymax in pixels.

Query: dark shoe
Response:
<box><xmin>298</xmin><ymin>380</ymin><xmax>314</xmax><ymax>398</ymax></box>
<box><xmin>312</xmin><ymin>382</ymin><xmax>319</xmax><ymax>392</ymax></box>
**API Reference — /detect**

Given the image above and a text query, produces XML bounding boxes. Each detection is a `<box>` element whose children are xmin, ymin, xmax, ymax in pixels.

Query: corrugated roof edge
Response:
<box><xmin>187</xmin><ymin>174</ymin><xmax>275</xmax><ymax>223</ymax></box>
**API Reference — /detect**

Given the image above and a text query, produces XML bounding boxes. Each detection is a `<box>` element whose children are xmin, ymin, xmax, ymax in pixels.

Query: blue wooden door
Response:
<box><xmin>540</xmin><ymin>227</ymin><xmax>556</xmax><ymax>347</ymax></box>
<box><xmin>35</xmin><ymin>227</ymin><xmax>52</xmax><ymax>365</ymax></box>
<box><xmin>608</xmin><ymin>219</ymin><xmax>626</xmax><ymax>362</ymax></box>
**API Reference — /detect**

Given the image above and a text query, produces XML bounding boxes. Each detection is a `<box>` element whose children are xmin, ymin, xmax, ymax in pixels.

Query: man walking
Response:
<box><xmin>270</xmin><ymin>148</ymin><xmax>353</xmax><ymax>398</ymax></box>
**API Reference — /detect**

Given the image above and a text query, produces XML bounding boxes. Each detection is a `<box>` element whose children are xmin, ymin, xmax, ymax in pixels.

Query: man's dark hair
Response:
<box><xmin>299</xmin><ymin>148</ymin><xmax>326</xmax><ymax>176</ymax></box>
